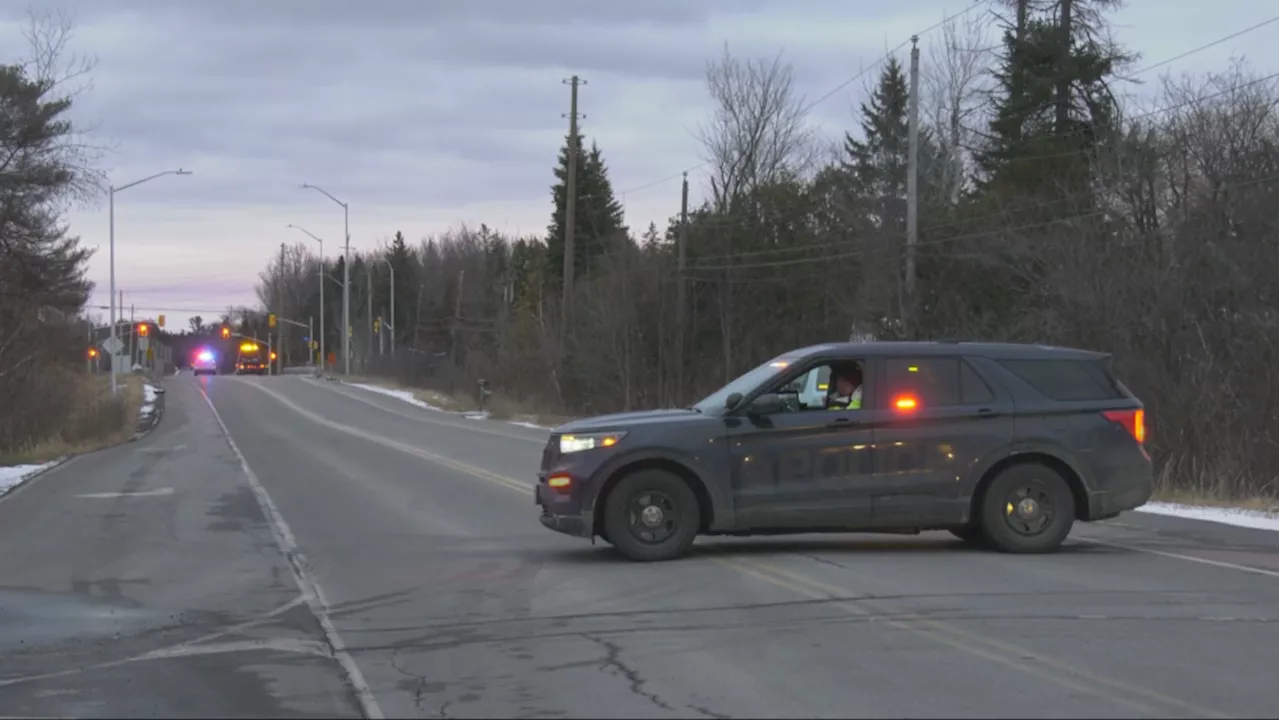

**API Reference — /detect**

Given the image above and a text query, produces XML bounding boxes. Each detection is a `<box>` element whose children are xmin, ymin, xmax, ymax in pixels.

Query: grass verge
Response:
<box><xmin>0</xmin><ymin>373</ymin><xmax>146</xmax><ymax>466</ymax></box>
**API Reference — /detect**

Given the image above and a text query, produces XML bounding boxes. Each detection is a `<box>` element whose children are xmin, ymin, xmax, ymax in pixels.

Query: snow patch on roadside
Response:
<box><xmin>0</xmin><ymin>461</ymin><xmax>59</xmax><ymax>497</ymax></box>
<box><xmin>1135</xmin><ymin>502</ymin><xmax>1278</xmax><ymax>532</ymax></box>
<box><xmin>348</xmin><ymin>383</ymin><xmax>447</xmax><ymax>412</ymax></box>
<box><xmin>342</xmin><ymin>381</ymin><xmax>552</xmax><ymax>430</ymax></box>
<box><xmin>140</xmin><ymin>383</ymin><xmax>160</xmax><ymax>418</ymax></box>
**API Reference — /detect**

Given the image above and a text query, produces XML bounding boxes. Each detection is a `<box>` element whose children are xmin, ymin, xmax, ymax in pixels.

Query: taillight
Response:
<box><xmin>1102</xmin><ymin>408</ymin><xmax>1145</xmax><ymax>444</ymax></box>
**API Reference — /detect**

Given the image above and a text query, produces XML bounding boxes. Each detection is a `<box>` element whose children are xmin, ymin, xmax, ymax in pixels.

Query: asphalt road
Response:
<box><xmin>1</xmin><ymin>373</ymin><xmax>1275</xmax><ymax>719</ymax></box>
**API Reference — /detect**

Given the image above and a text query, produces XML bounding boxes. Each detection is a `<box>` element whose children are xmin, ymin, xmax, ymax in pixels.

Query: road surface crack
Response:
<box><xmin>389</xmin><ymin>646</ymin><xmax>432</xmax><ymax>714</ymax></box>
<box><xmin>581</xmin><ymin>633</ymin><xmax>674</xmax><ymax>713</ymax></box>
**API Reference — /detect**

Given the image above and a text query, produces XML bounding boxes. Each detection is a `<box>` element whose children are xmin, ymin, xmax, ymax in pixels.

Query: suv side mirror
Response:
<box><xmin>725</xmin><ymin>392</ymin><xmax>744</xmax><ymax>411</ymax></box>
<box><xmin>746</xmin><ymin>392</ymin><xmax>785</xmax><ymax>416</ymax></box>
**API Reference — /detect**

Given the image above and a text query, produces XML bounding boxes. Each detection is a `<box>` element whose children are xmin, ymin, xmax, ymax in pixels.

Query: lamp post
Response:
<box><xmin>288</xmin><ymin>224</ymin><xmax>326</xmax><ymax>375</ymax></box>
<box><xmin>301</xmin><ymin>184</ymin><xmax>350</xmax><ymax>376</ymax></box>
<box><xmin>109</xmin><ymin>168</ymin><xmax>192</xmax><ymax>395</ymax></box>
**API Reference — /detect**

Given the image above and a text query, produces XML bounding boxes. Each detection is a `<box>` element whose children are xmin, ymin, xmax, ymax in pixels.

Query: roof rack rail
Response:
<box><xmin>933</xmin><ymin>337</ymin><xmax>963</xmax><ymax>344</ymax></box>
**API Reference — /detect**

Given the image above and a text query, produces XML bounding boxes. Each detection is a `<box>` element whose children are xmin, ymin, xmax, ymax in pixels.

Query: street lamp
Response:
<box><xmin>109</xmin><ymin>168</ymin><xmax>192</xmax><ymax>396</ymax></box>
<box><xmin>301</xmin><ymin>183</ymin><xmax>350</xmax><ymax>376</ymax></box>
<box><xmin>287</xmin><ymin>223</ymin><xmax>326</xmax><ymax>375</ymax></box>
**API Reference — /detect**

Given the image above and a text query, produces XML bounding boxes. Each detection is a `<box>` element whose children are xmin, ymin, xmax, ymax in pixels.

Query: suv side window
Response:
<box><xmin>960</xmin><ymin>359</ymin><xmax>995</xmax><ymax>404</ymax></box>
<box><xmin>773</xmin><ymin>360</ymin><xmax>863</xmax><ymax>411</ymax></box>
<box><xmin>879</xmin><ymin>357</ymin><xmax>962</xmax><ymax>409</ymax></box>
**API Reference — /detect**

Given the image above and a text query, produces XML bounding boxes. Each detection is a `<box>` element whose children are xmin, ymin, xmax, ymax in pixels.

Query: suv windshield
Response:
<box><xmin>692</xmin><ymin>355</ymin><xmax>795</xmax><ymax>412</ymax></box>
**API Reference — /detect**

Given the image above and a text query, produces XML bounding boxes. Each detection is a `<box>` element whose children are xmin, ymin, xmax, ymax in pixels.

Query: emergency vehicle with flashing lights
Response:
<box><xmin>535</xmin><ymin>340</ymin><xmax>1152</xmax><ymax>562</ymax></box>
<box><xmin>192</xmin><ymin>347</ymin><xmax>218</xmax><ymax>376</ymax></box>
<box><xmin>235</xmin><ymin>341</ymin><xmax>268</xmax><ymax>375</ymax></box>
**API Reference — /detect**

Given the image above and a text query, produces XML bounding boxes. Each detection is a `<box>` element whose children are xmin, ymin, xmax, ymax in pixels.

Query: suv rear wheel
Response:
<box><xmin>979</xmin><ymin>463</ymin><xmax>1076</xmax><ymax>553</ymax></box>
<box><xmin>601</xmin><ymin>469</ymin><xmax>699</xmax><ymax>562</ymax></box>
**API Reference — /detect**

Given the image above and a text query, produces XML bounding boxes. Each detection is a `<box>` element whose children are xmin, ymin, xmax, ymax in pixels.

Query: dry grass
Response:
<box><xmin>0</xmin><ymin>372</ymin><xmax>145</xmax><ymax>466</ymax></box>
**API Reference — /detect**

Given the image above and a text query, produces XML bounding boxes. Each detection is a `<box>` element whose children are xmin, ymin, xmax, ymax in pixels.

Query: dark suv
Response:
<box><xmin>535</xmin><ymin>341</ymin><xmax>1152</xmax><ymax>562</ymax></box>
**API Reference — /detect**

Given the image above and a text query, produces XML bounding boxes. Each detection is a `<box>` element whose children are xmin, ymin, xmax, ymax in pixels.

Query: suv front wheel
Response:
<box><xmin>979</xmin><ymin>463</ymin><xmax>1076</xmax><ymax>553</ymax></box>
<box><xmin>601</xmin><ymin>469</ymin><xmax>700</xmax><ymax>562</ymax></box>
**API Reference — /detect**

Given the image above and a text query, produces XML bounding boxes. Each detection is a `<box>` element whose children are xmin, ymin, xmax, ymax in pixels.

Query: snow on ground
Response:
<box><xmin>140</xmin><ymin>383</ymin><xmax>159</xmax><ymax>417</ymax></box>
<box><xmin>0</xmin><ymin>461</ymin><xmax>58</xmax><ymax>497</ymax></box>
<box><xmin>1135</xmin><ymin>502</ymin><xmax>1278</xmax><ymax>531</ymax></box>
<box><xmin>349</xmin><ymin>383</ymin><xmax>447</xmax><ymax>412</ymax></box>
<box><xmin>340</xmin><ymin>380</ymin><xmax>1279</xmax><ymax>532</ymax></box>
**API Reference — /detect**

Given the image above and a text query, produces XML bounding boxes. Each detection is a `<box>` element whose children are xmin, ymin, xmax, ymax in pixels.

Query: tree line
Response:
<box><xmin>245</xmin><ymin>1</ymin><xmax>1272</xmax><ymax>500</ymax></box>
<box><xmin>0</xmin><ymin>11</ymin><xmax>123</xmax><ymax>457</ymax></box>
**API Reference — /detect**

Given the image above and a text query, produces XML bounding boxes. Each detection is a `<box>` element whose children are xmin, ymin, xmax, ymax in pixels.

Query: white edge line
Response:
<box><xmin>1083</xmin><ymin>537</ymin><xmax>1278</xmax><ymax>578</ymax></box>
<box><xmin>199</xmin><ymin>388</ymin><xmax>385</xmax><ymax>719</ymax></box>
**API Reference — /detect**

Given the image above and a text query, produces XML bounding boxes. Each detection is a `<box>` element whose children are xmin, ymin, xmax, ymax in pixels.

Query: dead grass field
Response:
<box><xmin>0</xmin><ymin>372</ymin><xmax>145</xmax><ymax>466</ymax></box>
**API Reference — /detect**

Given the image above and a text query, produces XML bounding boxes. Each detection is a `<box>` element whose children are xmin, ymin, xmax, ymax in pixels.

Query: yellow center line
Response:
<box><xmin>718</xmin><ymin>555</ymin><xmax>1230</xmax><ymax>719</ymax></box>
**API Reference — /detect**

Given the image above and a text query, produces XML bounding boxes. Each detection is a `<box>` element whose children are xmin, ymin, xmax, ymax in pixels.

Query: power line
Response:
<box><xmin>681</xmin><ymin>174</ymin><xmax>1276</xmax><ymax>275</ymax></box>
<box><xmin>660</xmin><ymin>74</ymin><xmax>1278</xmax><ymax>262</ymax></box>
<box><xmin>617</xmin><ymin>0</ymin><xmax>987</xmax><ymax>198</ymax></box>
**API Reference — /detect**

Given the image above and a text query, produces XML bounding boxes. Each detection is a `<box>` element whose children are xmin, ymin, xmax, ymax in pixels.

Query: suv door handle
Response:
<box><xmin>974</xmin><ymin>408</ymin><xmax>1000</xmax><ymax>419</ymax></box>
<box><xmin>826</xmin><ymin>417</ymin><xmax>861</xmax><ymax>428</ymax></box>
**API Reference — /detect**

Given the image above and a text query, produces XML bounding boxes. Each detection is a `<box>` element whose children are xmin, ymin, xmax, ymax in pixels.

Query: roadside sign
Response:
<box><xmin>146</xmin><ymin>347</ymin><xmax>154</xmax><ymax>362</ymax></box>
<box><xmin>327</xmin><ymin>351</ymin><xmax>337</xmax><ymax>366</ymax></box>
<box><xmin>101</xmin><ymin>336</ymin><xmax>123</xmax><ymax>355</ymax></box>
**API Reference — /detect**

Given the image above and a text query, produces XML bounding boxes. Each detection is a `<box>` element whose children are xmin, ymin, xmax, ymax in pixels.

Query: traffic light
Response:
<box><xmin>268</xmin><ymin>313</ymin><xmax>277</xmax><ymax>328</ymax></box>
<box><xmin>221</xmin><ymin>326</ymin><xmax>231</xmax><ymax>339</ymax></box>
<box><xmin>138</xmin><ymin>323</ymin><xmax>149</xmax><ymax>337</ymax></box>
<box><xmin>157</xmin><ymin>314</ymin><xmax>166</xmax><ymax>328</ymax></box>
<box><xmin>269</xmin><ymin>350</ymin><xmax>278</xmax><ymax>361</ymax></box>
<box><xmin>88</xmin><ymin>347</ymin><xmax>98</xmax><ymax>358</ymax></box>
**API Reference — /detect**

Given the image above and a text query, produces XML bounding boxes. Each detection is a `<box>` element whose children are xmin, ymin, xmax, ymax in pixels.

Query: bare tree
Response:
<box><xmin>921</xmin><ymin>9</ymin><xmax>997</xmax><ymax>202</ymax></box>
<box><xmin>696</xmin><ymin>45</ymin><xmax>817</xmax><ymax>212</ymax></box>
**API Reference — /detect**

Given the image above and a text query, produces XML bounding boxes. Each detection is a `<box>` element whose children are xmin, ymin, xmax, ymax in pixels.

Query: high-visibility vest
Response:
<box><xmin>827</xmin><ymin>386</ymin><xmax>862</xmax><ymax>410</ymax></box>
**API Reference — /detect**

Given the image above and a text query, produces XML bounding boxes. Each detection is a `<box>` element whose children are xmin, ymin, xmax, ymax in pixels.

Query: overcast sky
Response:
<box><xmin>0</xmin><ymin>0</ymin><xmax>1275</xmax><ymax>332</ymax></box>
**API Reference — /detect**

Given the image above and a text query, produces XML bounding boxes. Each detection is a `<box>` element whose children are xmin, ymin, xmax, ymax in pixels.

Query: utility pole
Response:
<box><xmin>128</xmin><ymin>298</ymin><xmax>134</xmax><ymax>368</ymax></box>
<box><xmin>366</xmin><ymin>261</ymin><xmax>373</xmax><ymax>369</ymax></box>
<box><xmin>384</xmin><ymin>260</ymin><xmax>396</xmax><ymax>358</ymax></box>
<box><xmin>560</xmin><ymin>74</ymin><xmax>585</xmax><ymax>340</ymax></box>
<box><xmin>277</xmin><ymin>242</ymin><xmax>285</xmax><ymax>375</ymax></box>
<box><xmin>676</xmin><ymin>172</ymin><xmax>689</xmax><ymax>405</ymax></box>
<box><xmin>905</xmin><ymin>34</ymin><xmax>920</xmax><ymax>336</ymax></box>
<box><xmin>451</xmin><ymin>269</ymin><xmax>465</xmax><ymax>367</ymax></box>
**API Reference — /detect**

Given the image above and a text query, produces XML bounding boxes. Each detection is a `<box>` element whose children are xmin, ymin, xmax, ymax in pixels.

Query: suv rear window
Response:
<box><xmin>997</xmin><ymin>359</ymin><xmax>1122</xmax><ymax>401</ymax></box>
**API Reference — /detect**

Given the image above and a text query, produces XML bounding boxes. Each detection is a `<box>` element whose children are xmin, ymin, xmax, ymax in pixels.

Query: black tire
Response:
<box><xmin>601</xmin><ymin>469</ymin><xmax>700</xmax><ymax>562</ymax></box>
<box><xmin>978</xmin><ymin>463</ymin><xmax>1076</xmax><ymax>553</ymax></box>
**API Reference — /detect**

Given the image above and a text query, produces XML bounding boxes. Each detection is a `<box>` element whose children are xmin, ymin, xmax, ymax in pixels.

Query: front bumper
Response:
<box><xmin>535</xmin><ymin>481</ymin><xmax>592</xmax><ymax>538</ymax></box>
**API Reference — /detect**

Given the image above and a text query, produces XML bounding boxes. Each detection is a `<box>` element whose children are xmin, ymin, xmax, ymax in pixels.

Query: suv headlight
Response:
<box><xmin>559</xmin><ymin>431</ymin><xmax>627</xmax><ymax>454</ymax></box>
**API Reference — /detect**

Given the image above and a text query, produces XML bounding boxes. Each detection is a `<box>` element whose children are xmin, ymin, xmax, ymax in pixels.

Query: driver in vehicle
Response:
<box><xmin>826</xmin><ymin>365</ymin><xmax>863</xmax><ymax>410</ymax></box>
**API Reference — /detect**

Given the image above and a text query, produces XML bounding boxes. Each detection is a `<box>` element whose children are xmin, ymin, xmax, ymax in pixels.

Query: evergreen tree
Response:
<box><xmin>385</xmin><ymin>230</ymin><xmax>416</xmax><ymax>349</ymax></box>
<box><xmin>546</xmin><ymin>133</ymin><xmax>627</xmax><ymax>285</ymax></box>
<box><xmin>977</xmin><ymin>0</ymin><xmax>1132</xmax><ymax>204</ymax></box>
<box><xmin>843</xmin><ymin>57</ymin><xmax>947</xmax><ymax>232</ymax></box>
<box><xmin>844</xmin><ymin>56</ymin><xmax>910</xmax><ymax>225</ymax></box>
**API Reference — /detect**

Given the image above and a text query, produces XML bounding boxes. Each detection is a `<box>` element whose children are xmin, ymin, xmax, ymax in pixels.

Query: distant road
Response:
<box><xmin>1</xmin><ymin>374</ymin><xmax>1275</xmax><ymax>718</ymax></box>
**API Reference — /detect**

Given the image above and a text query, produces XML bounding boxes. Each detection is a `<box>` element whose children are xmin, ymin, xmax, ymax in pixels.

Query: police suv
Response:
<box><xmin>535</xmin><ymin>341</ymin><xmax>1152</xmax><ymax>562</ymax></box>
